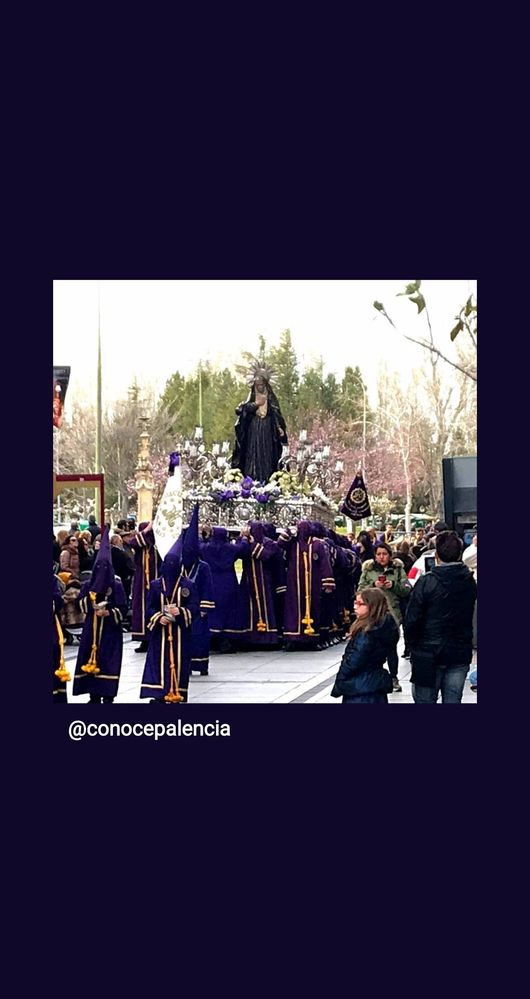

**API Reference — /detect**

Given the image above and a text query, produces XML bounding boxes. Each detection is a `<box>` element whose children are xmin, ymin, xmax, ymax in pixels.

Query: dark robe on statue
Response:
<box><xmin>231</xmin><ymin>384</ymin><xmax>287</xmax><ymax>482</ymax></box>
<box><xmin>281</xmin><ymin>521</ymin><xmax>336</xmax><ymax>646</ymax></box>
<box><xmin>236</xmin><ymin>522</ymin><xmax>282</xmax><ymax>644</ymax></box>
<box><xmin>127</xmin><ymin>523</ymin><xmax>160</xmax><ymax>640</ymax></box>
<box><xmin>53</xmin><ymin>575</ymin><xmax>68</xmax><ymax>702</ymax></box>
<box><xmin>199</xmin><ymin>529</ymin><xmax>250</xmax><ymax>635</ymax></box>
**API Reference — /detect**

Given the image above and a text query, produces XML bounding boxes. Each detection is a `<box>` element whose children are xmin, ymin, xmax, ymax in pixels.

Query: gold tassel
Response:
<box><xmin>302</xmin><ymin>552</ymin><xmax>315</xmax><ymax>635</ymax></box>
<box><xmin>54</xmin><ymin>615</ymin><xmax>71</xmax><ymax>681</ymax></box>
<box><xmin>81</xmin><ymin>592</ymin><xmax>101</xmax><ymax>674</ymax></box>
<box><xmin>251</xmin><ymin>557</ymin><xmax>267</xmax><ymax>632</ymax></box>
<box><xmin>164</xmin><ymin>619</ymin><xmax>184</xmax><ymax>702</ymax></box>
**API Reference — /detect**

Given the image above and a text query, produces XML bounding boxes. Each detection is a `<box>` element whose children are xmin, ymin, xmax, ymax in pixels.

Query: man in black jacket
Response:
<box><xmin>404</xmin><ymin>531</ymin><xmax>477</xmax><ymax>704</ymax></box>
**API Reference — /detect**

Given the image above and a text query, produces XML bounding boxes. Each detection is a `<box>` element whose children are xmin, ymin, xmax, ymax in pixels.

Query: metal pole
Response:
<box><xmin>357</xmin><ymin>375</ymin><xmax>367</xmax><ymax>529</ymax></box>
<box><xmin>362</xmin><ymin>382</ymin><xmax>366</xmax><ymax>475</ymax></box>
<box><xmin>198</xmin><ymin>361</ymin><xmax>202</xmax><ymax>427</ymax></box>
<box><xmin>95</xmin><ymin>288</ymin><xmax>102</xmax><ymax>473</ymax></box>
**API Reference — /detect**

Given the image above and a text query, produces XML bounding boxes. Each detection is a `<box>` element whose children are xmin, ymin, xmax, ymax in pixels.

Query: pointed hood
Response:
<box><xmin>212</xmin><ymin>527</ymin><xmax>229</xmax><ymax>543</ymax></box>
<box><xmin>249</xmin><ymin>521</ymin><xmax>266</xmax><ymax>543</ymax></box>
<box><xmin>89</xmin><ymin>525</ymin><xmax>115</xmax><ymax>594</ymax></box>
<box><xmin>297</xmin><ymin>520</ymin><xmax>313</xmax><ymax>548</ymax></box>
<box><xmin>182</xmin><ymin>503</ymin><xmax>200</xmax><ymax>569</ymax></box>
<box><xmin>161</xmin><ymin>532</ymin><xmax>184</xmax><ymax>590</ymax></box>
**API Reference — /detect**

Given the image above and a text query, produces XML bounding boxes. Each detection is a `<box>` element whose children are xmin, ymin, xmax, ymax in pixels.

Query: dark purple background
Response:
<box><xmin>15</xmin><ymin>79</ymin><xmax>494</xmax><ymax>983</ymax></box>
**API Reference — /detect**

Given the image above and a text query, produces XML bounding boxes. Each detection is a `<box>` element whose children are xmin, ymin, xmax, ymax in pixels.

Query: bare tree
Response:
<box><xmin>373</xmin><ymin>281</ymin><xmax>477</xmax><ymax>383</ymax></box>
<box><xmin>371</xmin><ymin>373</ymin><xmax>424</xmax><ymax>532</ymax></box>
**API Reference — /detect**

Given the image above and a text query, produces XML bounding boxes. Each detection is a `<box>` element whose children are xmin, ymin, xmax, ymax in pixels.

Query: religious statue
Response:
<box><xmin>231</xmin><ymin>357</ymin><xmax>288</xmax><ymax>483</ymax></box>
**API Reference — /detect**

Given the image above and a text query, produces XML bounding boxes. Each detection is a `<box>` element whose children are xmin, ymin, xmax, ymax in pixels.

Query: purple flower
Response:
<box><xmin>168</xmin><ymin>451</ymin><xmax>181</xmax><ymax>473</ymax></box>
<box><xmin>241</xmin><ymin>489</ymin><xmax>251</xmax><ymax>498</ymax></box>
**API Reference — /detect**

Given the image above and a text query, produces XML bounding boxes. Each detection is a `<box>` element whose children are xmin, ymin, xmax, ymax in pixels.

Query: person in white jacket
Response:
<box><xmin>407</xmin><ymin>538</ymin><xmax>437</xmax><ymax>587</ymax></box>
<box><xmin>462</xmin><ymin>533</ymin><xmax>477</xmax><ymax>579</ymax></box>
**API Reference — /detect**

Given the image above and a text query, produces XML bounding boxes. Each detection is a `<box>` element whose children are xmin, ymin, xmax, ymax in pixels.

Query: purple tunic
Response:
<box><xmin>236</xmin><ymin>522</ymin><xmax>281</xmax><ymax>643</ymax></box>
<box><xmin>281</xmin><ymin>521</ymin><xmax>336</xmax><ymax>645</ymax></box>
<box><xmin>186</xmin><ymin>559</ymin><xmax>215</xmax><ymax>672</ymax></box>
<box><xmin>199</xmin><ymin>531</ymin><xmax>250</xmax><ymax>635</ymax></box>
<box><xmin>262</xmin><ymin>523</ymin><xmax>287</xmax><ymax>634</ymax></box>
<box><xmin>140</xmin><ymin>574</ymin><xmax>199</xmax><ymax>701</ymax></box>
<box><xmin>72</xmin><ymin>579</ymin><xmax>127</xmax><ymax>698</ymax></box>
<box><xmin>127</xmin><ymin>526</ymin><xmax>161</xmax><ymax>640</ymax></box>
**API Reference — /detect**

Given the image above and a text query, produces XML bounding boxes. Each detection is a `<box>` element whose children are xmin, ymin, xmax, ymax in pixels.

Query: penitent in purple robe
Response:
<box><xmin>53</xmin><ymin>575</ymin><xmax>67</xmax><ymax>702</ymax></box>
<box><xmin>236</xmin><ymin>522</ymin><xmax>282</xmax><ymax>644</ymax></box>
<box><xmin>127</xmin><ymin>523</ymin><xmax>160</xmax><ymax>641</ymax></box>
<box><xmin>329</xmin><ymin>532</ymin><xmax>360</xmax><ymax>629</ymax></box>
<box><xmin>199</xmin><ymin>529</ymin><xmax>250</xmax><ymax>636</ymax></box>
<box><xmin>72</xmin><ymin>579</ymin><xmax>127</xmax><ymax>699</ymax></box>
<box><xmin>281</xmin><ymin>521</ymin><xmax>336</xmax><ymax>645</ymax></box>
<box><xmin>140</xmin><ymin>575</ymin><xmax>199</xmax><ymax>701</ymax></box>
<box><xmin>186</xmin><ymin>559</ymin><xmax>215</xmax><ymax>673</ymax></box>
<box><xmin>262</xmin><ymin>523</ymin><xmax>287</xmax><ymax>635</ymax></box>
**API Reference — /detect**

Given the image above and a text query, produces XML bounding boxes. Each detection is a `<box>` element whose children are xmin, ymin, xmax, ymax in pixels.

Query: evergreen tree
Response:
<box><xmin>297</xmin><ymin>365</ymin><xmax>324</xmax><ymax>424</ymax></box>
<box><xmin>203</xmin><ymin>365</ymin><xmax>246</xmax><ymax>444</ymax></box>
<box><xmin>340</xmin><ymin>366</ymin><xmax>367</xmax><ymax>425</ymax></box>
<box><xmin>322</xmin><ymin>372</ymin><xmax>340</xmax><ymax>413</ymax></box>
<box><xmin>158</xmin><ymin>371</ymin><xmax>186</xmax><ymax>429</ymax></box>
<box><xmin>268</xmin><ymin>328</ymin><xmax>299</xmax><ymax>427</ymax></box>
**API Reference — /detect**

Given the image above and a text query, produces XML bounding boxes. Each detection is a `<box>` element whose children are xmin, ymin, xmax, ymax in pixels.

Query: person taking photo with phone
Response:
<box><xmin>358</xmin><ymin>542</ymin><xmax>410</xmax><ymax>692</ymax></box>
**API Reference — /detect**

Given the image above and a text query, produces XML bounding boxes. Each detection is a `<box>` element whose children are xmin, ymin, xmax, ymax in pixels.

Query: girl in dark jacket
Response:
<box><xmin>331</xmin><ymin>588</ymin><xmax>397</xmax><ymax>703</ymax></box>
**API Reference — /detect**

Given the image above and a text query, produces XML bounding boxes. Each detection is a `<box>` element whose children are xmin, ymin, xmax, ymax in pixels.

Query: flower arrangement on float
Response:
<box><xmin>199</xmin><ymin>467</ymin><xmax>336</xmax><ymax>511</ymax></box>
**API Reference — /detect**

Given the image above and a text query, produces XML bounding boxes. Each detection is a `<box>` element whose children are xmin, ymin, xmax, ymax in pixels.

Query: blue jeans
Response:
<box><xmin>412</xmin><ymin>664</ymin><xmax>468</xmax><ymax>704</ymax></box>
<box><xmin>468</xmin><ymin>667</ymin><xmax>477</xmax><ymax>686</ymax></box>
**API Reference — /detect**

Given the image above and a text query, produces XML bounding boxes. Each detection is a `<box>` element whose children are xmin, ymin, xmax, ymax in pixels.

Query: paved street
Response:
<box><xmin>63</xmin><ymin>632</ymin><xmax>477</xmax><ymax>704</ymax></box>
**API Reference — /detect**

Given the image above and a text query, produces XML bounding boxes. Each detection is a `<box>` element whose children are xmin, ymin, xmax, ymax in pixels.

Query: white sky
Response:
<box><xmin>53</xmin><ymin>279</ymin><xmax>476</xmax><ymax>412</ymax></box>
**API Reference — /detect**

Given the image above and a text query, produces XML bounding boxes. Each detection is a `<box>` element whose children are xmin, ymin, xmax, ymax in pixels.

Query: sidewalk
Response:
<box><xmin>64</xmin><ymin>634</ymin><xmax>478</xmax><ymax>704</ymax></box>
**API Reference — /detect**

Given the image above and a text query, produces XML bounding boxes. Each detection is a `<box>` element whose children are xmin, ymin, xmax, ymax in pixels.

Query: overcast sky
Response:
<box><xmin>53</xmin><ymin>279</ymin><xmax>476</xmax><ymax>412</ymax></box>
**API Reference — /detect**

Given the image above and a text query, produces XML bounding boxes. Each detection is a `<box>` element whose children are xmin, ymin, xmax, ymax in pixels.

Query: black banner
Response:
<box><xmin>340</xmin><ymin>472</ymin><xmax>372</xmax><ymax>521</ymax></box>
<box><xmin>53</xmin><ymin>366</ymin><xmax>71</xmax><ymax>428</ymax></box>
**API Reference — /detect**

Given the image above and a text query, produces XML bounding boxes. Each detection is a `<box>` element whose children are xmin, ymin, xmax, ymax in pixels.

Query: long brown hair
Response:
<box><xmin>349</xmin><ymin>588</ymin><xmax>389</xmax><ymax>637</ymax></box>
